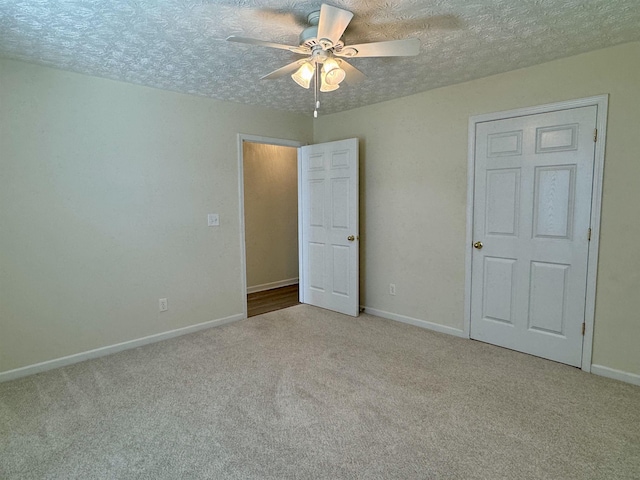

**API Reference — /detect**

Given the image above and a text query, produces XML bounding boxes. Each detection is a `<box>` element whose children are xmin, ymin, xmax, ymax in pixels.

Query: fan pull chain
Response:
<box><xmin>313</xmin><ymin>65</ymin><xmax>319</xmax><ymax>118</ymax></box>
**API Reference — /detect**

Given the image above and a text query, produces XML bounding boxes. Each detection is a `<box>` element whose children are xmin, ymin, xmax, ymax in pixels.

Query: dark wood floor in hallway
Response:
<box><xmin>247</xmin><ymin>284</ymin><xmax>300</xmax><ymax>317</ymax></box>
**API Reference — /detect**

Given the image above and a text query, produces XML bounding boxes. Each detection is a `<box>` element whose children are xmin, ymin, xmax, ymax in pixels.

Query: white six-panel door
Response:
<box><xmin>299</xmin><ymin>138</ymin><xmax>359</xmax><ymax>317</ymax></box>
<box><xmin>470</xmin><ymin>106</ymin><xmax>597</xmax><ymax>366</ymax></box>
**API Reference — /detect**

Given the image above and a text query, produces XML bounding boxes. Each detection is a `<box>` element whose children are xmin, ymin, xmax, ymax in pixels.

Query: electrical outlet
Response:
<box><xmin>389</xmin><ymin>283</ymin><xmax>396</xmax><ymax>296</ymax></box>
<box><xmin>159</xmin><ymin>298</ymin><xmax>168</xmax><ymax>312</ymax></box>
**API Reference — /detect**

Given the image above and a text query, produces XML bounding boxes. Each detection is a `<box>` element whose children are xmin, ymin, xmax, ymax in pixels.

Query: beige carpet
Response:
<box><xmin>1</xmin><ymin>305</ymin><xmax>639</xmax><ymax>479</ymax></box>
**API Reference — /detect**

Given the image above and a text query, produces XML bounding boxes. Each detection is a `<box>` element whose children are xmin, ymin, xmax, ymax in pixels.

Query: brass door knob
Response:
<box><xmin>473</xmin><ymin>241</ymin><xmax>483</xmax><ymax>249</ymax></box>
<box><xmin>347</xmin><ymin>235</ymin><xmax>355</xmax><ymax>242</ymax></box>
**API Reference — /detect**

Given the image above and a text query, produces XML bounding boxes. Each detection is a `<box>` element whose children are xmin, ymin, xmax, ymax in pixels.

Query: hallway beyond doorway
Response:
<box><xmin>247</xmin><ymin>284</ymin><xmax>299</xmax><ymax>317</ymax></box>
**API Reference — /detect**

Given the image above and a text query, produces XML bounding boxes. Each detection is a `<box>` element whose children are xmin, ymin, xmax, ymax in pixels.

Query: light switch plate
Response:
<box><xmin>207</xmin><ymin>213</ymin><xmax>219</xmax><ymax>226</ymax></box>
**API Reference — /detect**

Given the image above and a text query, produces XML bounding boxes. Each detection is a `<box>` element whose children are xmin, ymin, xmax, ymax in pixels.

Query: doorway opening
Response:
<box><xmin>238</xmin><ymin>136</ymin><xmax>303</xmax><ymax>317</ymax></box>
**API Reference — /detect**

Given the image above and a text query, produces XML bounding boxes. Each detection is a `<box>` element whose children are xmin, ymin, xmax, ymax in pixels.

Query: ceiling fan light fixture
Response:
<box><xmin>291</xmin><ymin>62</ymin><xmax>315</xmax><ymax>89</ymax></box>
<box><xmin>322</xmin><ymin>57</ymin><xmax>346</xmax><ymax>85</ymax></box>
<box><xmin>320</xmin><ymin>71</ymin><xmax>339</xmax><ymax>92</ymax></box>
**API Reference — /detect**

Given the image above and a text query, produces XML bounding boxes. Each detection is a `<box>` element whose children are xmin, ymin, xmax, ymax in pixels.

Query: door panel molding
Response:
<box><xmin>464</xmin><ymin>95</ymin><xmax>609</xmax><ymax>372</ymax></box>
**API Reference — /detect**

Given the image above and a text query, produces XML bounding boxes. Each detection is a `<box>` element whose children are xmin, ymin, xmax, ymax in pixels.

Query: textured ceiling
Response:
<box><xmin>1</xmin><ymin>1</ymin><xmax>639</xmax><ymax>115</ymax></box>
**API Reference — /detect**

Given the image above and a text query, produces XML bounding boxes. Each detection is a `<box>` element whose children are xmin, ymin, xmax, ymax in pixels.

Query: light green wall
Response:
<box><xmin>2</xmin><ymin>41</ymin><xmax>639</xmax><ymax>377</ymax></box>
<box><xmin>243</xmin><ymin>142</ymin><xmax>298</xmax><ymax>289</ymax></box>
<box><xmin>314</xmin><ymin>41</ymin><xmax>640</xmax><ymax>376</ymax></box>
<box><xmin>0</xmin><ymin>58</ymin><xmax>312</xmax><ymax>372</ymax></box>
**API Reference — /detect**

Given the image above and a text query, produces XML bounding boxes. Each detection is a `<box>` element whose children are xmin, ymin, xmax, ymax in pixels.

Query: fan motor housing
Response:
<box><xmin>299</xmin><ymin>25</ymin><xmax>345</xmax><ymax>51</ymax></box>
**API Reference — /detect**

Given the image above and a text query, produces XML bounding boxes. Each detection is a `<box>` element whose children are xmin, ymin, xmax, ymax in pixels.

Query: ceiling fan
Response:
<box><xmin>227</xmin><ymin>4</ymin><xmax>420</xmax><ymax>115</ymax></box>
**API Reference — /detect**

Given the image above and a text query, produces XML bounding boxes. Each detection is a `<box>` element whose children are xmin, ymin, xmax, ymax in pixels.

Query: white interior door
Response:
<box><xmin>299</xmin><ymin>138</ymin><xmax>359</xmax><ymax>316</ymax></box>
<box><xmin>470</xmin><ymin>106</ymin><xmax>597</xmax><ymax>366</ymax></box>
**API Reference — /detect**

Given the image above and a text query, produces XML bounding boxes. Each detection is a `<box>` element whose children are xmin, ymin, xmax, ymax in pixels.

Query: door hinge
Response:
<box><xmin>594</xmin><ymin>128</ymin><xmax>598</xmax><ymax>142</ymax></box>
<box><xmin>582</xmin><ymin>323</ymin><xmax>586</xmax><ymax>336</ymax></box>
<box><xmin>588</xmin><ymin>228</ymin><xmax>592</xmax><ymax>241</ymax></box>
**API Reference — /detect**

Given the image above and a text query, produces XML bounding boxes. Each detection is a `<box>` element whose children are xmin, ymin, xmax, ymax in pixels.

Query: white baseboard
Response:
<box><xmin>590</xmin><ymin>364</ymin><xmax>640</xmax><ymax>387</ymax></box>
<box><xmin>362</xmin><ymin>306</ymin><xmax>467</xmax><ymax>338</ymax></box>
<box><xmin>0</xmin><ymin>313</ymin><xmax>245</xmax><ymax>383</ymax></box>
<box><xmin>247</xmin><ymin>278</ymin><xmax>298</xmax><ymax>294</ymax></box>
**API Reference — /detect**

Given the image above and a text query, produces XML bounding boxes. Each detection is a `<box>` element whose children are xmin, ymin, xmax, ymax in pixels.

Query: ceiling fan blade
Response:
<box><xmin>338</xmin><ymin>59</ymin><xmax>365</xmax><ymax>85</ymax></box>
<box><xmin>261</xmin><ymin>60</ymin><xmax>306</xmax><ymax>80</ymax></box>
<box><xmin>226</xmin><ymin>36</ymin><xmax>309</xmax><ymax>54</ymax></box>
<box><xmin>336</xmin><ymin>38</ymin><xmax>420</xmax><ymax>58</ymax></box>
<box><xmin>317</xmin><ymin>4</ymin><xmax>354</xmax><ymax>47</ymax></box>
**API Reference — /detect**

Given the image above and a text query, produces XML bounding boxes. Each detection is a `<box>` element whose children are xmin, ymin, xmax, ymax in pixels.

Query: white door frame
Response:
<box><xmin>237</xmin><ymin>134</ymin><xmax>304</xmax><ymax>319</ymax></box>
<box><xmin>464</xmin><ymin>95</ymin><xmax>609</xmax><ymax>372</ymax></box>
